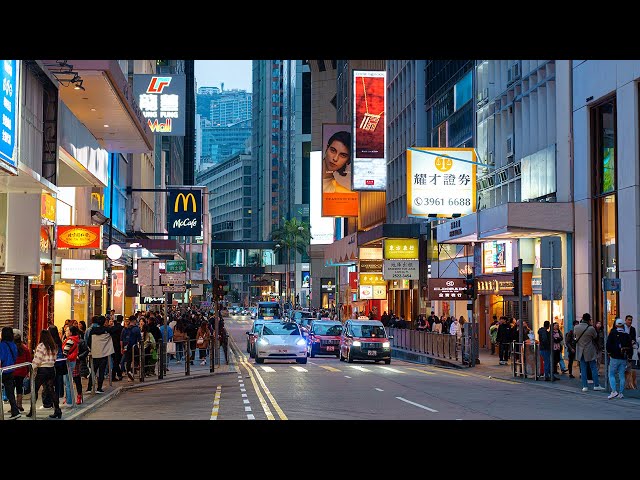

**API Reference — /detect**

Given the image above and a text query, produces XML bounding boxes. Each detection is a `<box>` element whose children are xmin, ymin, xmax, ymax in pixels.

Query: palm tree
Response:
<box><xmin>271</xmin><ymin>217</ymin><xmax>312</xmax><ymax>308</ymax></box>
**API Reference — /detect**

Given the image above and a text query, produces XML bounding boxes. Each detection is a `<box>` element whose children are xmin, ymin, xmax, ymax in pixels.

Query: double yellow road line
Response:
<box><xmin>228</xmin><ymin>336</ymin><xmax>288</xmax><ymax>420</ymax></box>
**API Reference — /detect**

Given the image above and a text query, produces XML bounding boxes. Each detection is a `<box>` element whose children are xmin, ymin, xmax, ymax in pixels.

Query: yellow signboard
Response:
<box><xmin>358</xmin><ymin>273</ymin><xmax>386</xmax><ymax>286</ymax></box>
<box><xmin>41</xmin><ymin>194</ymin><xmax>56</xmax><ymax>222</ymax></box>
<box><xmin>383</xmin><ymin>238</ymin><xmax>419</xmax><ymax>260</ymax></box>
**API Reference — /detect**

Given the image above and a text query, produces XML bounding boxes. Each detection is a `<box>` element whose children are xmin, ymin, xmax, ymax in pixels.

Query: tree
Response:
<box><xmin>271</xmin><ymin>216</ymin><xmax>312</xmax><ymax>307</ymax></box>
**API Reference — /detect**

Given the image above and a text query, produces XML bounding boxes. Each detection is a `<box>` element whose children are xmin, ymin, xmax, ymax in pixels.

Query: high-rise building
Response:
<box><xmin>198</xmin><ymin>119</ymin><xmax>252</xmax><ymax>171</ymax></box>
<box><xmin>210</xmin><ymin>89</ymin><xmax>252</xmax><ymax>126</ymax></box>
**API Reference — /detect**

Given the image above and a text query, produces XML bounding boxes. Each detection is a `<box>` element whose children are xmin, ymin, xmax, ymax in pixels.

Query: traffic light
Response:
<box><xmin>465</xmin><ymin>274</ymin><xmax>475</xmax><ymax>300</ymax></box>
<box><xmin>513</xmin><ymin>266</ymin><xmax>520</xmax><ymax>296</ymax></box>
<box><xmin>213</xmin><ymin>279</ymin><xmax>227</xmax><ymax>299</ymax></box>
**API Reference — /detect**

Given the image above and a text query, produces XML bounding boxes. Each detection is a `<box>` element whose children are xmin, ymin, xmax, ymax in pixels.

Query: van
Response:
<box><xmin>339</xmin><ymin>319</ymin><xmax>392</xmax><ymax>364</ymax></box>
<box><xmin>257</xmin><ymin>301</ymin><xmax>281</xmax><ymax>320</ymax></box>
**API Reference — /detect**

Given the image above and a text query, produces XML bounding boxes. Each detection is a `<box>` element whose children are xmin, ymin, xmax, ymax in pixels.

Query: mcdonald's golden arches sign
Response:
<box><xmin>168</xmin><ymin>189</ymin><xmax>202</xmax><ymax>236</ymax></box>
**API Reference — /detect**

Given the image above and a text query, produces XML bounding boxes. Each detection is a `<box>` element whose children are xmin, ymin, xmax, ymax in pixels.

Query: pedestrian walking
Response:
<box><xmin>575</xmin><ymin>313</ymin><xmax>606</xmax><ymax>392</ymax></box>
<box><xmin>551</xmin><ymin>322</ymin><xmax>564</xmax><ymax>377</ymax></box>
<box><xmin>607</xmin><ymin>318</ymin><xmax>633</xmax><ymax>399</ymax></box>
<box><xmin>538</xmin><ymin>320</ymin><xmax>555</xmax><ymax>381</ymax></box>
<box><xmin>489</xmin><ymin>316</ymin><xmax>499</xmax><ymax>355</ymax></box>
<box><xmin>196</xmin><ymin>320</ymin><xmax>211</xmax><ymax>365</ymax></box>
<box><xmin>28</xmin><ymin>329</ymin><xmax>61</xmax><ymax>419</ymax></box>
<box><xmin>120</xmin><ymin>315</ymin><xmax>141</xmax><ymax>381</ymax></box>
<box><xmin>109</xmin><ymin>315</ymin><xmax>124</xmax><ymax>382</ymax></box>
<box><xmin>0</xmin><ymin>327</ymin><xmax>21</xmax><ymax>419</ymax></box>
<box><xmin>12</xmin><ymin>332</ymin><xmax>31</xmax><ymax>412</ymax></box>
<box><xmin>62</xmin><ymin>325</ymin><xmax>81</xmax><ymax>407</ymax></box>
<box><xmin>86</xmin><ymin>315</ymin><xmax>115</xmax><ymax>393</ymax></box>
<box><xmin>496</xmin><ymin>317</ymin><xmax>511</xmax><ymax>365</ymax></box>
<box><xmin>565</xmin><ymin>320</ymin><xmax>579</xmax><ymax>378</ymax></box>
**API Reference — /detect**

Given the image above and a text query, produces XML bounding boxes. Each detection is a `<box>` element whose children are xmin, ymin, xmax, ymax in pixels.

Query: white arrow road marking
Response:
<box><xmin>396</xmin><ymin>396</ymin><xmax>438</xmax><ymax>413</ymax></box>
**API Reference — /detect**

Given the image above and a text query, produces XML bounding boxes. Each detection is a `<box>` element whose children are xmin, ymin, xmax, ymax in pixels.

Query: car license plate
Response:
<box><xmin>278</xmin><ymin>349</ymin><xmax>288</xmax><ymax>353</ymax></box>
<box><xmin>368</xmin><ymin>350</ymin><xmax>377</xmax><ymax>356</ymax></box>
<box><xmin>325</xmin><ymin>346</ymin><xmax>334</xmax><ymax>351</ymax></box>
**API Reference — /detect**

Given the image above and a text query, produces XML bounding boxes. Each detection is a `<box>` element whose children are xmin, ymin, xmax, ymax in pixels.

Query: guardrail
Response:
<box><xmin>1</xmin><ymin>362</ymin><xmax>35</xmax><ymax>421</ymax></box>
<box><xmin>388</xmin><ymin>328</ymin><xmax>466</xmax><ymax>365</ymax></box>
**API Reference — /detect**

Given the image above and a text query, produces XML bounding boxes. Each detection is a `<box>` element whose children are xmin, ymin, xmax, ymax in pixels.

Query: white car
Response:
<box><xmin>254</xmin><ymin>321</ymin><xmax>308</xmax><ymax>364</ymax></box>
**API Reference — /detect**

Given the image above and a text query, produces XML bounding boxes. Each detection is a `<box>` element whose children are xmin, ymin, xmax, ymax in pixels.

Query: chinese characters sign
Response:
<box><xmin>358</xmin><ymin>273</ymin><xmax>386</xmax><ymax>286</ymax></box>
<box><xmin>383</xmin><ymin>260</ymin><xmax>419</xmax><ymax>280</ymax></box>
<box><xmin>57</xmin><ymin>226</ymin><xmax>102</xmax><ymax>249</ymax></box>
<box><xmin>0</xmin><ymin>60</ymin><xmax>18</xmax><ymax>173</ymax></box>
<box><xmin>428</xmin><ymin>278</ymin><xmax>466</xmax><ymax>300</ymax></box>
<box><xmin>383</xmin><ymin>238</ymin><xmax>419</xmax><ymax>260</ymax></box>
<box><xmin>352</xmin><ymin>70</ymin><xmax>386</xmax><ymax>191</ymax></box>
<box><xmin>407</xmin><ymin>148</ymin><xmax>476</xmax><ymax>217</ymax></box>
<box><xmin>133</xmin><ymin>74</ymin><xmax>185</xmax><ymax>136</ymax></box>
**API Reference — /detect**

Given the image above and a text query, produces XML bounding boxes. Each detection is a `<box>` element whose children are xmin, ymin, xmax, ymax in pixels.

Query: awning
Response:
<box><xmin>437</xmin><ymin>202</ymin><xmax>574</xmax><ymax>244</ymax></box>
<box><xmin>42</xmin><ymin>60</ymin><xmax>153</xmax><ymax>153</ymax></box>
<box><xmin>0</xmin><ymin>162</ymin><xmax>58</xmax><ymax>195</ymax></box>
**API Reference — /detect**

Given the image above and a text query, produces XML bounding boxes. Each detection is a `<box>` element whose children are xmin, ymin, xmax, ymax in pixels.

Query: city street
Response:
<box><xmin>81</xmin><ymin>317</ymin><xmax>640</xmax><ymax>421</ymax></box>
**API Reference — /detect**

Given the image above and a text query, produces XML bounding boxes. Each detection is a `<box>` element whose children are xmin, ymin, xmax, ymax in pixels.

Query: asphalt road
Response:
<box><xmin>82</xmin><ymin>316</ymin><xmax>640</xmax><ymax>421</ymax></box>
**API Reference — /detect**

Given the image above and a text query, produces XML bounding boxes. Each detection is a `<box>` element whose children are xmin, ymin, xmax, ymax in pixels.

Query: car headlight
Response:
<box><xmin>296</xmin><ymin>338</ymin><xmax>307</xmax><ymax>346</ymax></box>
<box><xmin>352</xmin><ymin>341</ymin><xmax>361</xmax><ymax>347</ymax></box>
<box><xmin>383</xmin><ymin>341</ymin><xmax>390</xmax><ymax>348</ymax></box>
<box><xmin>258</xmin><ymin>338</ymin><xmax>269</xmax><ymax>346</ymax></box>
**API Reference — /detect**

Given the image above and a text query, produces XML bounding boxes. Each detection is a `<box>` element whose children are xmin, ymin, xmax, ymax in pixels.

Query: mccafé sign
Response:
<box><xmin>57</xmin><ymin>226</ymin><xmax>102</xmax><ymax>249</ymax></box>
<box><xmin>168</xmin><ymin>189</ymin><xmax>202</xmax><ymax>236</ymax></box>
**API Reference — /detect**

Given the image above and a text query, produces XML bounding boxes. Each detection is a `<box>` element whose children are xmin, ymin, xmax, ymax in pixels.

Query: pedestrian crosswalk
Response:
<box><xmin>249</xmin><ymin>363</ymin><xmax>469</xmax><ymax>377</ymax></box>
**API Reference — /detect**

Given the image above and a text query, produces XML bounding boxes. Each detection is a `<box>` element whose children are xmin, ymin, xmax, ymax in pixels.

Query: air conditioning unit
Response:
<box><xmin>506</xmin><ymin>135</ymin><xmax>514</xmax><ymax>157</ymax></box>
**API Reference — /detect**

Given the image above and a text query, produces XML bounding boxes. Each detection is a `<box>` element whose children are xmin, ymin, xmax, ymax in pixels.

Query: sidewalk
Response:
<box><xmin>4</xmin><ymin>346</ymin><xmax>236</xmax><ymax>421</ymax></box>
<box><xmin>395</xmin><ymin>346</ymin><xmax>640</xmax><ymax>400</ymax></box>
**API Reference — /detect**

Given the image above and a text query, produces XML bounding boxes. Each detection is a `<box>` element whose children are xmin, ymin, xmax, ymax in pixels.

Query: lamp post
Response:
<box><xmin>295</xmin><ymin>226</ymin><xmax>304</xmax><ymax>308</ymax></box>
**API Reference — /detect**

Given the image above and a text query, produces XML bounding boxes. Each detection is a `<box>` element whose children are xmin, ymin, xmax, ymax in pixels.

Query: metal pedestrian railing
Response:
<box><xmin>511</xmin><ymin>341</ymin><xmax>541</xmax><ymax>379</ymax></box>
<box><xmin>388</xmin><ymin>328</ymin><xmax>464</xmax><ymax>365</ymax></box>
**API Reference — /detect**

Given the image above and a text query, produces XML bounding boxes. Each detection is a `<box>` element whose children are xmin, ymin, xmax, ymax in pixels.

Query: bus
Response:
<box><xmin>257</xmin><ymin>301</ymin><xmax>281</xmax><ymax>320</ymax></box>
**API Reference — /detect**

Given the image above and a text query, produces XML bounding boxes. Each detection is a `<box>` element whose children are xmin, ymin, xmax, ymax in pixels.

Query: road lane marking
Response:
<box><xmin>396</xmin><ymin>396</ymin><xmax>438</xmax><ymax>413</ymax></box>
<box><xmin>378</xmin><ymin>366</ymin><xmax>405</xmax><ymax>374</ymax></box>
<box><xmin>488</xmin><ymin>377</ymin><xmax>520</xmax><ymax>385</ymax></box>
<box><xmin>245</xmin><ymin>406</ymin><xmax>252</xmax><ymax>411</ymax></box>
<box><xmin>344</xmin><ymin>375</ymin><xmax>352</xmax><ymax>378</ymax></box>
<box><xmin>291</xmin><ymin>366</ymin><xmax>308</xmax><ymax>372</ymax></box>
<box><xmin>238</xmin><ymin>359</ymin><xmax>274</xmax><ymax>420</ymax></box>
<box><xmin>349</xmin><ymin>366</ymin><xmax>371</xmax><ymax>372</ymax></box>
<box><xmin>242</xmin><ymin>360</ymin><xmax>288</xmax><ymax>420</ymax></box>
<box><xmin>243</xmin><ymin>399</ymin><xmax>250</xmax><ymax>404</ymax></box>
<box><xmin>428</xmin><ymin>368</ymin><xmax>468</xmax><ymax>377</ymax></box>
<box><xmin>247</xmin><ymin>414</ymin><xmax>255</xmax><ymax>420</ymax></box>
<box><xmin>210</xmin><ymin>385</ymin><xmax>221</xmax><ymax>420</ymax></box>
<box><xmin>406</xmin><ymin>367</ymin><xmax>437</xmax><ymax>375</ymax></box>
<box><xmin>242</xmin><ymin>393</ymin><xmax>247</xmax><ymax>397</ymax></box>
<box><xmin>230</xmin><ymin>333</ymin><xmax>287</xmax><ymax>420</ymax></box>
<box><xmin>375</xmin><ymin>388</ymin><xmax>384</xmax><ymax>391</ymax></box>
<box><xmin>240</xmin><ymin>388</ymin><xmax>246</xmax><ymax>392</ymax></box>
<box><xmin>319</xmin><ymin>365</ymin><xmax>341</xmax><ymax>372</ymax></box>
<box><xmin>260</xmin><ymin>366</ymin><xmax>276</xmax><ymax>372</ymax></box>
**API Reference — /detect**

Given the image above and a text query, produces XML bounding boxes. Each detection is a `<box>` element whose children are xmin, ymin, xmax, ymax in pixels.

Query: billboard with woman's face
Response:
<box><xmin>322</xmin><ymin>123</ymin><xmax>358</xmax><ymax>217</ymax></box>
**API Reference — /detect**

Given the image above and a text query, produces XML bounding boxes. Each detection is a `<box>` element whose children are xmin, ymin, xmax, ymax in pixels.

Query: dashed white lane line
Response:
<box><xmin>379</xmin><ymin>366</ymin><xmax>405</xmax><ymax>374</ymax></box>
<box><xmin>245</xmin><ymin>406</ymin><xmax>252</xmax><ymax>412</ymax></box>
<box><xmin>241</xmin><ymin>388</ymin><xmax>246</xmax><ymax>392</ymax></box>
<box><xmin>260</xmin><ymin>366</ymin><xmax>276</xmax><ymax>372</ymax></box>
<box><xmin>210</xmin><ymin>386</ymin><xmax>222</xmax><ymax>420</ymax></box>
<box><xmin>291</xmin><ymin>366</ymin><xmax>308</xmax><ymax>372</ymax></box>
<box><xmin>344</xmin><ymin>375</ymin><xmax>352</xmax><ymax>378</ymax></box>
<box><xmin>243</xmin><ymin>399</ymin><xmax>250</xmax><ymax>404</ymax></box>
<box><xmin>375</xmin><ymin>388</ymin><xmax>384</xmax><ymax>392</ymax></box>
<box><xmin>247</xmin><ymin>414</ymin><xmax>255</xmax><ymax>420</ymax></box>
<box><xmin>396</xmin><ymin>396</ymin><xmax>438</xmax><ymax>413</ymax></box>
<box><xmin>242</xmin><ymin>393</ymin><xmax>247</xmax><ymax>398</ymax></box>
<box><xmin>349</xmin><ymin>366</ymin><xmax>371</xmax><ymax>372</ymax></box>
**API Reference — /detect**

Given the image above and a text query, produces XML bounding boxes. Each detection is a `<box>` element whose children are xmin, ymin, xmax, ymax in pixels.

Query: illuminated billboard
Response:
<box><xmin>483</xmin><ymin>240</ymin><xmax>513</xmax><ymax>274</ymax></box>
<box><xmin>407</xmin><ymin>148</ymin><xmax>476</xmax><ymax>217</ymax></box>
<box><xmin>352</xmin><ymin>70</ymin><xmax>386</xmax><ymax>191</ymax></box>
<box><xmin>310</xmin><ymin>151</ymin><xmax>335</xmax><ymax>244</ymax></box>
<box><xmin>321</xmin><ymin>123</ymin><xmax>358</xmax><ymax>217</ymax></box>
<box><xmin>133</xmin><ymin>74</ymin><xmax>186</xmax><ymax>136</ymax></box>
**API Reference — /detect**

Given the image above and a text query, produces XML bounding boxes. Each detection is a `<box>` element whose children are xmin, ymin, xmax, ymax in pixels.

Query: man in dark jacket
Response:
<box><xmin>537</xmin><ymin>320</ymin><xmax>555</xmax><ymax>381</ymax></box>
<box><xmin>607</xmin><ymin>318</ymin><xmax>633</xmax><ymax>399</ymax></box>
<box><xmin>496</xmin><ymin>317</ymin><xmax>512</xmax><ymax>365</ymax></box>
<box><xmin>109</xmin><ymin>315</ymin><xmax>124</xmax><ymax>382</ymax></box>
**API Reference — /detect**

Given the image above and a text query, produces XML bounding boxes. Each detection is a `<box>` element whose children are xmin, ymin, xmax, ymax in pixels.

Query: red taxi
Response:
<box><xmin>339</xmin><ymin>319</ymin><xmax>392</xmax><ymax>364</ymax></box>
<box><xmin>307</xmin><ymin>320</ymin><xmax>343</xmax><ymax>358</ymax></box>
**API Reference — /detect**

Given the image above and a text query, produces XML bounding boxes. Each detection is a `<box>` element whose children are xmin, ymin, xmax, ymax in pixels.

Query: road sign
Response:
<box><xmin>541</xmin><ymin>269</ymin><xmax>562</xmax><ymax>300</ymax></box>
<box><xmin>162</xmin><ymin>285</ymin><xmax>186</xmax><ymax>293</ymax></box>
<box><xmin>603</xmin><ymin>278</ymin><xmax>621</xmax><ymax>292</ymax></box>
<box><xmin>161</xmin><ymin>273</ymin><xmax>186</xmax><ymax>285</ymax></box>
<box><xmin>166</xmin><ymin>260</ymin><xmax>186</xmax><ymax>273</ymax></box>
<box><xmin>540</xmin><ymin>236</ymin><xmax>562</xmax><ymax>268</ymax></box>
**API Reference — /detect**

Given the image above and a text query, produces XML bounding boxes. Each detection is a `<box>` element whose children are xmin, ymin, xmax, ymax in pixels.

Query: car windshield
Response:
<box><xmin>259</xmin><ymin>305</ymin><xmax>280</xmax><ymax>317</ymax></box>
<box><xmin>351</xmin><ymin>325</ymin><xmax>386</xmax><ymax>338</ymax></box>
<box><xmin>252</xmin><ymin>322</ymin><xmax>264</xmax><ymax>333</ymax></box>
<box><xmin>313</xmin><ymin>324</ymin><xmax>343</xmax><ymax>336</ymax></box>
<box><xmin>262</xmin><ymin>323</ymin><xmax>301</xmax><ymax>336</ymax></box>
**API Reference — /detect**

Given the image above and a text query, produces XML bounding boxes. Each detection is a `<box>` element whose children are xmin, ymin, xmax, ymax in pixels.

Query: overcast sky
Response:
<box><xmin>194</xmin><ymin>60</ymin><xmax>252</xmax><ymax>92</ymax></box>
